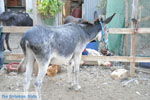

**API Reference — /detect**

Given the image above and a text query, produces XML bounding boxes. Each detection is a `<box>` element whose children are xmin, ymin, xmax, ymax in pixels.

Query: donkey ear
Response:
<box><xmin>103</xmin><ymin>13</ymin><xmax>116</xmax><ymax>24</ymax></box>
<box><xmin>81</xmin><ymin>20</ymin><xmax>94</xmax><ymax>26</ymax></box>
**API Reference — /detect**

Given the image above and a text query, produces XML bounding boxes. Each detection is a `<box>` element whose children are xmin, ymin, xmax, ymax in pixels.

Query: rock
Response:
<box><xmin>15</xmin><ymin>88</ymin><xmax>20</xmax><ymax>91</ymax></box>
<box><xmin>134</xmin><ymin>80</ymin><xmax>139</xmax><ymax>85</ymax></box>
<box><xmin>136</xmin><ymin>91</ymin><xmax>141</xmax><ymax>95</ymax></box>
<box><xmin>8</xmin><ymin>72</ymin><xmax>18</xmax><ymax>76</ymax></box>
<box><xmin>111</xmin><ymin>69</ymin><xmax>129</xmax><ymax>80</ymax></box>
<box><xmin>110</xmin><ymin>67</ymin><xmax>117</xmax><ymax>71</ymax></box>
<box><xmin>101</xmin><ymin>61</ymin><xmax>112</xmax><ymax>67</ymax></box>
<box><xmin>122</xmin><ymin>78</ymin><xmax>137</xmax><ymax>87</ymax></box>
<box><xmin>0</xmin><ymin>68</ymin><xmax>7</xmax><ymax>75</ymax></box>
<box><xmin>102</xmin><ymin>82</ymin><xmax>108</xmax><ymax>85</ymax></box>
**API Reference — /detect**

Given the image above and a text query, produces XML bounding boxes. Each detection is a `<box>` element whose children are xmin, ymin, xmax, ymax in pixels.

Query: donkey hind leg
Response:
<box><xmin>23</xmin><ymin>47</ymin><xmax>35</xmax><ymax>92</ymax></box>
<box><xmin>1</xmin><ymin>33</ymin><xmax>6</xmax><ymax>51</ymax></box>
<box><xmin>67</xmin><ymin>60</ymin><xmax>74</xmax><ymax>88</ymax></box>
<box><xmin>18</xmin><ymin>58</ymin><xmax>26</xmax><ymax>73</ymax></box>
<box><xmin>34</xmin><ymin>57</ymin><xmax>51</xmax><ymax>99</ymax></box>
<box><xmin>72</xmin><ymin>54</ymin><xmax>82</xmax><ymax>90</ymax></box>
<box><xmin>5</xmin><ymin>33</ymin><xmax>11</xmax><ymax>51</ymax></box>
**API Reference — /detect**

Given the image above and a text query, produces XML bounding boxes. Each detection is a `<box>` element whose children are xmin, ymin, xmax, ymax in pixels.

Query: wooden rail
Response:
<box><xmin>5</xmin><ymin>54</ymin><xmax>150</xmax><ymax>63</ymax></box>
<box><xmin>1</xmin><ymin>26</ymin><xmax>150</xmax><ymax>76</ymax></box>
<box><xmin>2</xmin><ymin>26</ymin><xmax>150</xmax><ymax>34</ymax></box>
<box><xmin>2</xmin><ymin>26</ymin><xmax>32</xmax><ymax>33</ymax></box>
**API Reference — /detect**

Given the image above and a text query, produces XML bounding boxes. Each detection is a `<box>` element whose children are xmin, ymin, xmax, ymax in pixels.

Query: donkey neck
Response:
<box><xmin>82</xmin><ymin>24</ymin><xmax>102</xmax><ymax>41</ymax></box>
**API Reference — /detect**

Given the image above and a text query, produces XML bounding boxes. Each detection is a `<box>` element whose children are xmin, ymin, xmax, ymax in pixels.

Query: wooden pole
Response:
<box><xmin>125</xmin><ymin>0</ymin><xmax>129</xmax><ymax>28</ymax></box>
<box><xmin>33</xmin><ymin>0</ymin><xmax>38</xmax><ymax>25</ymax></box>
<box><xmin>130</xmin><ymin>30</ymin><xmax>137</xmax><ymax>76</ymax></box>
<box><xmin>33</xmin><ymin>0</ymin><xmax>43</xmax><ymax>25</ymax></box>
<box><xmin>130</xmin><ymin>0</ymin><xmax>139</xmax><ymax>76</ymax></box>
<box><xmin>124</xmin><ymin>0</ymin><xmax>130</xmax><ymax>69</ymax></box>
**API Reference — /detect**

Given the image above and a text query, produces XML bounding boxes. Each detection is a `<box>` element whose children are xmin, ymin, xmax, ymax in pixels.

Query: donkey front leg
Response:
<box><xmin>67</xmin><ymin>60</ymin><xmax>74</xmax><ymax>88</ymax></box>
<box><xmin>24</xmin><ymin>50</ymin><xmax>34</xmax><ymax>92</ymax></box>
<box><xmin>72</xmin><ymin>54</ymin><xmax>82</xmax><ymax>90</ymax></box>
<box><xmin>5</xmin><ymin>33</ymin><xmax>11</xmax><ymax>51</ymax></box>
<box><xmin>34</xmin><ymin>58</ymin><xmax>51</xmax><ymax>100</ymax></box>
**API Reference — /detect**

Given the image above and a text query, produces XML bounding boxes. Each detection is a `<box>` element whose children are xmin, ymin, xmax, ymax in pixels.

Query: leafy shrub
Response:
<box><xmin>37</xmin><ymin>0</ymin><xmax>63</xmax><ymax>17</ymax></box>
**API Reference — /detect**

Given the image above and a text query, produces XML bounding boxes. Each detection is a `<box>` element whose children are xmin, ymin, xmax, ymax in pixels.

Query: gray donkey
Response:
<box><xmin>20</xmin><ymin>13</ymin><xmax>115</xmax><ymax>99</ymax></box>
<box><xmin>0</xmin><ymin>11</ymin><xmax>33</xmax><ymax>51</ymax></box>
<box><xmin>64</xmin><ymin>15</ymin><xmax>84</xmax><ymax>24</ymax></box>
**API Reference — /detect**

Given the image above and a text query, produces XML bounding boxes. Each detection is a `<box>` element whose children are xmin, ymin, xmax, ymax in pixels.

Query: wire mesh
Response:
<box><xmin>124</xmin><ymin>0</ymin><xmax>150</xmax><ymax>57</ymax></box>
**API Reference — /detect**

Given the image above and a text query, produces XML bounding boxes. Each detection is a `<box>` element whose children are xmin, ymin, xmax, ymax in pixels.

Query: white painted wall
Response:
<box><xmin>25</xmin><ymin>0</ymin><xmax>33</xmax><ymax>18</ymax></box>
<box><xmin>0</xmin><ymin>0</ymin><xmax>5</xmax><ymax>14</ymax></box>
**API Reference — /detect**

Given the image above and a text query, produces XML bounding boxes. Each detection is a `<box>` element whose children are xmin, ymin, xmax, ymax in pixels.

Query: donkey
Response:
<box><xmin>64</xmin><ymin>15</ymin><xmax>84</xmax><ymax>24</ymax></box>
<box><xmin>20</xmin><ymin>13</ymin><xmax>115</xmax><ymax>99</ymax></box>
<box><xmin>0</xmin><ymin>11</ymin><xmax>33</xmax><ymax>51</ymax></box>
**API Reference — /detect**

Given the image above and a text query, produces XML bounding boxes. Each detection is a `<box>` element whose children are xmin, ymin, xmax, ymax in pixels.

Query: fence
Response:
<box><xmin>2</xmin><ymin>26</ymin><xmax>150</xmax><ymax>76</ymax></box>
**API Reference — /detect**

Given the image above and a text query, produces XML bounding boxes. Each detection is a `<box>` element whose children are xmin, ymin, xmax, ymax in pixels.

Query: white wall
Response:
<box><xmin>25</xmin><ymin>0</ymin><xmax>33</xmax><ymax>18</ymax></box>
<box><xmin>0</xmin><ymin>0</ymin><xmax>5</xmax><ymax>14</ymax></box>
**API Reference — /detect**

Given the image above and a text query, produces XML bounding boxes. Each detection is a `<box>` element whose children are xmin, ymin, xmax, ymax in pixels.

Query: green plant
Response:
<box><xmin>37</xmin><ymin>0</ymin><xmax>63</xmax><ymax>17</ymax></box>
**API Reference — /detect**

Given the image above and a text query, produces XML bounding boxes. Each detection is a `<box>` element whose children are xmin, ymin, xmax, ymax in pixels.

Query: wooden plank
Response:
<box><xmin>5</xmin><ymin>54</ymin><xmax>150</xmax><ymax>63</ymax></box>
<box><xmin>2</xmin><ymin>27</ymin><xmax>150</xmax><ymax>34</ymax></box>
<box><xmin>5</xmin><ymin>54</ymin><xmax>24</xmax><ymax>61</ymax></box>
<box><xmin>108</xmin><ymin>28</ymin><xmax>150</xmax><ymax>34</ymax></box>
<box><xmin>135</xmin><ymin>57</ymin><xmax>150</xmax><ymax>62</ymax></box>
<box><xmin>2</xmin><ymin>26</ymin><xmax>32</xmax><ymax>33</ymax></box>
<box><xmin>130</xmin><ymin>33</ymin><xmax>137</xmax><ymax>76</ymax></box>
<box><xmin>82</xmin><ymin>56</ymin><xmax>132</xmax><ymax>62</ymax></box>
<box><xmin>137</xmin><ymin>28</ymin><xmax>150</xmax><ymax>34</ymax></box>
<box><xmin>82</xmin><ymin>56</ymin><xmax>150</xmax><ymax>63</ymax></box>
<box><xmin>108</xmin><ymin>28</ymin><xmax>134</xmax><ymax>34</ymax></box>
<box><xmin>130</xmin><ymin>0</ymin><xmax>139</xmax><ymax>76</ymax></box>
<box><xmin>63</xmin><ymin>1</ymin><xmax>71</xmax><ymax>18</ymax></box>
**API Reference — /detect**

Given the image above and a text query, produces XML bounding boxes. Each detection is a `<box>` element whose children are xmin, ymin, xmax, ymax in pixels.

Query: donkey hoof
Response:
<box><xmin>68</xmin><ymin>84</ymin><xmax>81</xmax><ymax>91</ymax></box>
<box><xmin>72</xmin><ymin>84</ymin><xmax>81</xmax><ymax>91</ymax></box>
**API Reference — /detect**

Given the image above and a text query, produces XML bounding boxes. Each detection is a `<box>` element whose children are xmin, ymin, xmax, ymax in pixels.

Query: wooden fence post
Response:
<box><xmin>130</xmin><ymin>0</ymin><xmax>139</xmax><ymax>76</ymax></box>
<box><xmin>124</xmin><ymin>0</ymin><xmax>129</xmax><ymax>69</ymax></box>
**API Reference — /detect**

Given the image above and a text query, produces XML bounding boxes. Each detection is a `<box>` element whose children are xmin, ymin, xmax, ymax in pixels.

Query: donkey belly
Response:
<box><xmin>51</xmin><ymin>54</ymin><xmax>72</xmax><ymax>65</ymax></box>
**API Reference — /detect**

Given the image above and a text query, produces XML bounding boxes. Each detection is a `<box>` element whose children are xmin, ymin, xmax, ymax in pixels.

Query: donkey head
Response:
<box><xmin>79</xmin><ymin>13</ymin><xmax>115</xmax><ymax>41</ymax></box>
<box><xmin>94</xmin><ymin>13</ymin><xmax>116</xmax><ymax>28</ymax></box>
<box><xmin>94</xmin><ymin>13</ymin><xmax>116</xmax><ymax>41</ymax></box>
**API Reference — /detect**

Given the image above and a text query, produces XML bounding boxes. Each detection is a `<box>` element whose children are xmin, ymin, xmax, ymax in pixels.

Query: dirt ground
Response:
<box><xmin>0</xmin><ymin>65</ymin><xmax>150</xmax><ymax>100</ymax></box>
